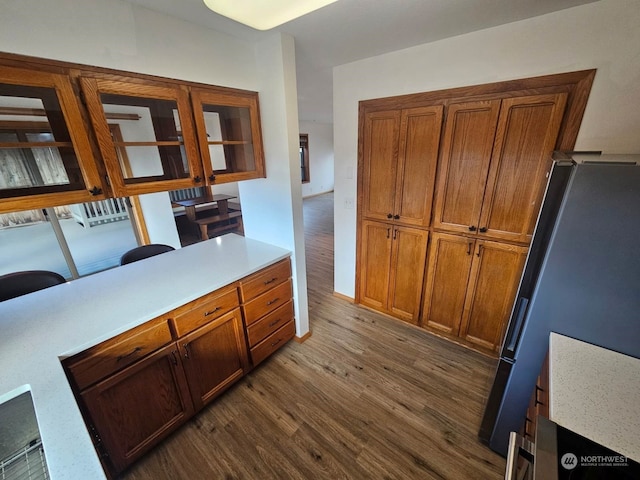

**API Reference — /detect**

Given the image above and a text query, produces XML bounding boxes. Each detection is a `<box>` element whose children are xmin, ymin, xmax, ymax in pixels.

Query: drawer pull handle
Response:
<box><xmin>263</xmin><ymin>277</ymin><xmax>277</xmax><ymax>285</ymax></box>
<box><xmin>271</xmin><ymin>338</ymin><xmax>282</xmax><ymax>348</ymax></box>
<box><xmin>183</xmin><ymin>343</ymin><xmax>191</xmax><ymax>359</ymax></box>
<box><xmin>268</xmin><ymin>319</ymin><xmax>281</xmax><ymax>327</ymax></box>
<box><xmin>171</xmin><ymin>350</ymin><xmax>178</xmax><ymax>366</ymax></box>
<box><xmin>266</xmin><ymin>297</ymin><xmax>280</xmax><ymax>306</ymax></box>
<box><xmin>204</xmin><ymin>307</ymin><xmax>221</xmax><ymax>316</ymax></box>
<box><xmin>117</xmin><ymin>346</ymin><xmax>142</xmax><ymax>362</ymax></box>
<box><xmin>535</xmin><ymin>385</ymin><xmax>544</xmax><ymax>406</ymax></box>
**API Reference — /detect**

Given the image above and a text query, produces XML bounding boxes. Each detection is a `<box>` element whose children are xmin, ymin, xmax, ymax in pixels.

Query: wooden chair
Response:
<box><xmin>0</xmin><ymin>270</ymin><xmax>66</xmax><ymax>302</ymax></box>
<box><xmin>120</xmin><ymin>244</ymin><xmax>175</xmax><ymax>265</ymax></box>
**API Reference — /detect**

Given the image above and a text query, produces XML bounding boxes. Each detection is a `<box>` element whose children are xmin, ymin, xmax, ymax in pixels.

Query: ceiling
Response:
<box><xmin>125</xmin><ymin>0</ymin><xmax>598</xmax><ymax>124</ymax></box>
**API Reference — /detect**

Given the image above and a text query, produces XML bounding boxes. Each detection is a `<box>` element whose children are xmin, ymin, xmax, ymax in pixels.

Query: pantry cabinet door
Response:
<box><xmin>478</xmin><ymin>93</ymin><xmax>568</xmax><ymax>243</ymax></box>
<box><xmin>432</xmin><ymin>100</ymin><xmax>501</xmax><ymax>235</ymax></box>
<box><xmin>358</xmin><ymin>220</ymin><xmax>393</xmax><ymax>311</ymax></box>
<box><xmin>361</xmin><ymin>110</ymin><xmax>401</xmax><ymax>223</ymax></box>
<box><xmin>421</xmin><ymin>232</ymin><xmax>475</xmax><ymax>335</ymax></box>
<box><xmin>394</xmin><ymin>106</ymin><xmax>443</xmax><ymax>227</ymax></box>
<box><xmin>459</xmin><ymin>240</ymin><xmax>527</xmax><ymax>353</ymax></box>
<box><xmin>388</xmin><ymin>226</ymin><xmax>429</xmax><ymax>324</ymax></box>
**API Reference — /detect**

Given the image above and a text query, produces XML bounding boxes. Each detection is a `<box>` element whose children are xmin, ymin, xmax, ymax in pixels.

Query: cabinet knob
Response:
<box><xmin>89</xmin><ymin>186</ymin><xmax>102</xmax><ymax>196</ymax></box>
<box><xmin>393</xmin><ymin>214</ymin><xmax>400</xmax><ymax>220</ymax></box>
<box><xmin>479</xmin><ymin>227</ymin><xmax>488</xmax><ymax>233</ymax></box>
<box><xmin>194</xmin><ymin>176</ymin><xmax>202</xmax><ymax>183</ymax></box>
<box><xmin>468</xmin><ymin>225</ymin><xmax>477</xmax><ymax>231</ymax></box>
<box><xmin>387</xmin><ymin>213</ymin><xmax>393</xmax><ymax>219</ymax></box>
<box><xmin>208</xmin><ymin>174</ymin><xmax>216</xmax><ymax>182</ymax></box>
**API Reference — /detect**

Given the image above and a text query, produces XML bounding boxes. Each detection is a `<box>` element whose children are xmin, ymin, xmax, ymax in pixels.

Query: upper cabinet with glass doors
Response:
<box><xmin>80</xmin><ymin>77</ymin><xmax>204</xmax><ymax>197</ymax></box>
<box><xmin>0</xmin><ymin>65</ymin><xmax>106</xmax><ymax>214</ymax></box>
<box><xmin>190</xmin><ymin>88</ymin><xmax>265</xmax><ymax>184</ymax></box>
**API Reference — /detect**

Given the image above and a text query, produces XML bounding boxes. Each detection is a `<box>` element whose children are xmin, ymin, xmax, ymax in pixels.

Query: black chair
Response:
<box><xmin>120</xmin><ymin>244</ymin><xmax>175</xmax><ymax>265</ymax></box>
<box><xmin>0</xmin><ymin>270</ymin><xmax>66</xmax><ymax>302</ymax></box>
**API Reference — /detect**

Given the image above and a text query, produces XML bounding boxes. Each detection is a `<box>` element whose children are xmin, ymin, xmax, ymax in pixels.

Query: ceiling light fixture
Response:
<box><xmin>203</xmin><ymin>0</ymin><xmax>339</xmax><ymax>31</ymax></box>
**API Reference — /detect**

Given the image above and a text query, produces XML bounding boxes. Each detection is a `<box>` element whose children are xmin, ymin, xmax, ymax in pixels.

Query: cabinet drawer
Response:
<box><xmin>66</xmin><ymin>317</ymin><xmax>172</xmax><ymax>391</ymax></box>
<box><xmin>250</xmin><ymin>320</ymin><xmax>295</xmax><ymax>366</ymax></box>
<box><xmin>242</xmin><ymin>279</ymin><xmax>292</xmax><ymax>324</ymax></box>
<box><xmin>239</xmin><ymin>259</ymin><xmax>291</xmax><ymax>302</ymax></box>
<box><xmin>246</xmin><ymin>300</ymin><xmax>294</xmax><ymax>347</ymax></box>
<box><xmin>172</xmin><ymin>286</ymin><xmax>239</xmax><ymax>337</ymax></box>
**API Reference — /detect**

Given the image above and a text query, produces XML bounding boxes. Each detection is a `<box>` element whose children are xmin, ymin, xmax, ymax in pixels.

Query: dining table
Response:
<box><xmin>172</xmin><ymin>193</ymin><xmax>237</xmax><ymax>222</ymax></box>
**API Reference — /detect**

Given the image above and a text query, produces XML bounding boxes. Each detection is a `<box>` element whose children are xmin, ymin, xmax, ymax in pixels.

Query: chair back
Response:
<box><xmin>0</xmin><ymin>270</ymin><xmax>66</xmax><ymax>302</ymax></box>
<box><xmin>120</xmin><ymin>244</ymin><xmax>175</xmax><ymax>265</ymax></box>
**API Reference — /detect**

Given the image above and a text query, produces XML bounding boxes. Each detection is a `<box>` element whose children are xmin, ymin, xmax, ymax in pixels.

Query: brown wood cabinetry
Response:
<box><xmin>361</xmin><ymin>106</ymin><xmax>443</xmax><ymax>228</ymax></box>
<box><xmin>62</xmin><ymin>258</ymin><xmax>293</xmax><ymax>477</ymax></box>
<box><xmin>79</xmin><ymin>343</ymin><xmax>194</xmax><ymax>474</ymax></box>
<box><xmin>359</xmin><ymin>220</ymin><xmax>429</xmax><ymax>324</ymax></box>
<box><xmin>0</xmin><ymin>64</ymin><xmax>107</xmax><ymax>212</ymax></box>
<box><xmin>422</xmin><ymin>233</ymin><xmax>527</xmax><ymax>352</ymax></box>
<box><xmin>178</xmin><ymin>309</ymin><xmax>248</xmax><ymax>410</ymax></box>
<box><xmin>0</xmin><ymin>52</ymin><xmax>266</xmax><ymax>212</ymax></box>
<box><xmin>433</xmin><ymin>93</ymin><xmax>568</xmax><ymax>243</ymax></box>
<box><xmin>240</xmin><ymin>258</ymin><xmax>295</xmax><ymax>365</ymax></box>
<box><xmin>357</xmin><ymin>71</ymin><xmax>594</xmax><ymax>356</ymax></box>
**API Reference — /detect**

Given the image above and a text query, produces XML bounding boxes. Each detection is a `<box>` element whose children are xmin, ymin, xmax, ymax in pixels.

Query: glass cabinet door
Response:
<box><xmin>0</xmin><ymin>66</ymin><xmax>105</xmax><ymax>213</ymax></box>
<box><xmin>191</xmin><ymin>89</ymin><xmax>265</xmax><ymax>184</ymax></box>
<box><xmin>81</xmin><ymin>78</ymin><xmax>203</xmax><ymax>197</ymax></box>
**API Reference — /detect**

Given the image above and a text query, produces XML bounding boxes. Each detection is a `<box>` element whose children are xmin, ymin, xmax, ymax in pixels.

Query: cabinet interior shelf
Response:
<box><xmin>207</xmin><ymin>140</ymin><xmax>251</xmax><ymax>146</ymax></box>
<box><xmin>111</xmin><ymin>141</ymin><xmax>184</xmax><ymax>147</ymax></box>
<box><xmin>0</xmin><ymin>141</ymin><xmax>73</xmax><ymax>149</ymax></box>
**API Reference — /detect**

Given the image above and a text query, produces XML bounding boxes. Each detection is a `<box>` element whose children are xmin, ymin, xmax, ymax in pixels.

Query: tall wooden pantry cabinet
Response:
<box><xmin>356</xmin><ymin>70</ymin><xmax>595</xmax><ymax>355</ymax></box>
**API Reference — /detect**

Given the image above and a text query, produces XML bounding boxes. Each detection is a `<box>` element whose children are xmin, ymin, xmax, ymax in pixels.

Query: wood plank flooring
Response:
<box><xmin>123</xmin><ymin>192</ymin><xmax>505</xmax><ymax>480</ymax></box>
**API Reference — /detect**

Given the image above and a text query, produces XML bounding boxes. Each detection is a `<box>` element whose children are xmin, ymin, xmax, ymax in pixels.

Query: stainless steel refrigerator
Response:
<box><xmin>479</xmin><ymin>152</ymin><xmax>640</xmax><ymax>456</ymax></box>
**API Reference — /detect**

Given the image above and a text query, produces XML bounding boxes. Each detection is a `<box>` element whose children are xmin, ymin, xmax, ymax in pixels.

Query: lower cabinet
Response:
<box><xmin>358</xmin><ymin>220</ymin><xmax>429</xmax><ymax>324</ymax></box>
<box><xmin>421</xmin><ymin>232</ymin><xmax>527</xmax><ymax>353</ymax></box>
<box><xmin>80</xmin><ymin>343</ymin><xmax>194</xmax><ymax>473</ymax></box>
<box><xmin>522</xmin><ymin>353</ymin><xmax>550</xmax><ymax>441</ymax></box>
<box><xmin>63</xmin><ymin>259</ymin><xmax>294</xmax><ymax>478</ymax></box>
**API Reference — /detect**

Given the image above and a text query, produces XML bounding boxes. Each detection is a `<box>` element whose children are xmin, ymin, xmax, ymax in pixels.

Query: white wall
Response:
<box><xmin>333</xmin><ymin>0</ymin><xmax>640</xmax><ymax>298</ymax></box>
<box><xmin>299</xmin><ymin>121</ymin><xmax>335</xmax><ymax>198</ymax></box>
<box><xmin>240</xmin><ymin>33</ymin><xmax>309</xmax><ymax>337</ymax></box>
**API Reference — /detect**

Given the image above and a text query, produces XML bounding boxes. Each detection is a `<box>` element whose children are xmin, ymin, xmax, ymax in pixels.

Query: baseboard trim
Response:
<box><xmin>294</xmin><ymin>331</ymin><xmax>313</xmax><ymax>343</ymax></box>
<box><xmin>332</xmin><ymin>291</ymin><xmax>355</xmax><ymax>303</ymax></box>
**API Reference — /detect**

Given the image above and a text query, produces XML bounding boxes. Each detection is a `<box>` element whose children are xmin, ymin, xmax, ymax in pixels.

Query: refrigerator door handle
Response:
<box><xmin>503</xmin><ymin>297</ymin><xmax>529</xmax><ymax>357</ymax></box>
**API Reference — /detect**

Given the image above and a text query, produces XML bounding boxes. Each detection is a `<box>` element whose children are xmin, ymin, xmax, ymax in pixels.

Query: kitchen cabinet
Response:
<box><xmin>80</xmin><ymin>76</ymin><xmax>204</xmax><ymax>197</ymax></box>
<box><xmin>0</xmin><ymin>65</ymin><xmax>107</xmax><ymax>213</ymax></box>
<box><xmin>79</xmin><ymin>343</ymin><xmax>194</xmax><ymax>474</ymax></box>
<box><xmin>433</xmin><ymin>93</ymin><xmax>568</xmax><ymax>243</ymax></box>
<box><xmin>422</xmin><ymin>232</ymin><xmax>527</xmax><ymax>353</ymax></box>
<box><xmin>359</xmin><ymin>220</ymin><xmax>428</xmax><ymax>324</ymax></box>
<box><xmin>62</xmin><ymin>257</ymin><xmax>297</xmax><ymax>477</ymax></box>
<box><xmin>239</xmin><ymin>258</ymin><xmax>295</xmax><ymax>365</ymax></box>
<box><xmin>360</xmin><ymin>105</ymin><xmax>443</xmax><ymax>228</ymax></box>
<box><xmin>522</xmin><ymin>352</ymin><xmax>549</xmax><ymax>441</ymax></box>
<box><xmin>191</xmin><ymin>87</ymin><xmax>266</xmax><ymax>184</ymax></box>
<box><xmin>178</xmin><ymin>309</ymin><xmax>248</xmax><ymax>410</ymax></box>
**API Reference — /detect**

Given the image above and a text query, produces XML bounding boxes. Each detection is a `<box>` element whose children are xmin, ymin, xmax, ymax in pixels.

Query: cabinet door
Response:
<box><xmin>191</xmin><ymin>88</ymin><xmax>265</xmax><ymax>185</ymax></box>
<box><xmin>394</xmin><ymin>106</ymin><xmax>443</xmax><ymax>227</ymax></box>
<box><xmin>361</xmin><ymin>110</ymin><xmax>401</xmax><ymax>222</ymax></box>
<box><xmin>432</xmin><ymin>100</ymin><xmax>501</xmax><ymax>234</ymax></box>
<box><xmin>179</xmin><ymin>309</ymin><xmax>249</xmax><ymax>410</ymax></box>
<box><xmin>0</xmin><ymin>66</ymin><xmax>106</xmax><ymax>213</ymax></box>
<box><xmin>421</xmin><ymin>233</ymin><xmax>474</xmax><ymax>335</ymax></box>
<box><xmin>81</xmin><ymin>343</ymin><xmax>194</xmax><ymax>475</ymax></box>
<box><xmin>478</xmin><ymin>93</ymin><xmax>568</xmax><ymax>243</ymax></box>
<box><xmin>358</xmin><ymin>220</ymin><xmax>393</xmax><ymax>310</ymax></box>
<box><xmin>388</xmin><ymin>226</ymin><xmax>429</xmax><ymax>324</ymax></box>
<box><xmin>459</xmin><ymin>240</ymin><xmax>527</xmax><ymax>352</ymax></box>
<box><xmin>81</xmin><ymin>77</ymin><xmax>203</xmax><ymax>197</ymax></box>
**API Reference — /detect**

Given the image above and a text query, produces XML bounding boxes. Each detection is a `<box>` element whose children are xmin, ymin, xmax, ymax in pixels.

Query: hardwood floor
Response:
<box><xmin>123</xmin><ymin>192</ymin><xmax>505</xmax><ymax>480</ymax></box>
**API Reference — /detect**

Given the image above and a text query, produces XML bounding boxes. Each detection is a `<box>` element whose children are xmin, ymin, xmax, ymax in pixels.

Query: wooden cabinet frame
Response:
<box><xmin>356</xmin><ymin>69</ymin><xmax>596</xmax><ymax>355</ymax></box>
<box><xmin>0</xmin><ymin>51</ymin><xmax>266</xmax><ymax>213</ymax></box>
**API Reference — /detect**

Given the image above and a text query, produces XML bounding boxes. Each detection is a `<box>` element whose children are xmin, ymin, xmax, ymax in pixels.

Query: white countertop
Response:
<box><xmin>0</xmin><ymin>234</ymin><xmax>290</xmax><ymax>480</ymax></box>
<box><xmin>549</xmin><ymin>332</ymin><xmax>640</xmax><ymax>462</ymax></box>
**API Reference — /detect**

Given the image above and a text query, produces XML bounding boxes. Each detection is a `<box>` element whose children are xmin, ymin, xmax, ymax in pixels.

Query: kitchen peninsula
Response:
<box><xmin>0</xmin><ymin>234</ymin><xmax>292</xmax><ymax>479</ymax></box>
